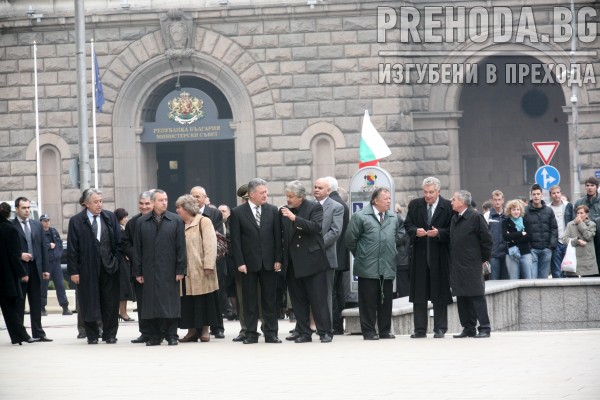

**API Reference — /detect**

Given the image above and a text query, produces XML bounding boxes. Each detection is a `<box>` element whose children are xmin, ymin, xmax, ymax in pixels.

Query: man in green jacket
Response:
<box><xmin>345</xmin><ymin>188</ymin><xmax>397</xmax><ymax>340</ymax></box>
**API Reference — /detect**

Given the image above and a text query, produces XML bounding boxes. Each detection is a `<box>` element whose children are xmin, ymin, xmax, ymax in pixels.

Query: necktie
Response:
<box><xmin>379</xmin><ymin>212</ymin><xmax>384</xmax><ymax>224</ymax></box>
<box><xmin>92</xmin><ymin>215</ymin><xmax>98</xmax><ymax>240</ymax></box>
<box><xmin>22</xmin><ymin>219</ymin><xmax>34</xmax><ymax>255</ymax></box>
<box><xmin>255</xmin><ymin>206</ymin><xmax>261</xmax><ymax>227</ymax></box>
<box><xmin>427</xmin><ymin>204</ymin><xmax>433</xmax><ymax>226</ymax></box>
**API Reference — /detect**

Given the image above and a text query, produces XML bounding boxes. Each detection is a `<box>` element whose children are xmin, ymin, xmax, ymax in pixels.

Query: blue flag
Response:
<box><xmin>94</xmin><ymin>51</ymin><xmax>104</xmax><ymax>112</ymax></box>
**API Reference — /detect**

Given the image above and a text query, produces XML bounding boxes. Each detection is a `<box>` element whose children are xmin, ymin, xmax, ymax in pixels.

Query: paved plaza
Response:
<box><xmin>1</xmin><ymin>313</ymin><xmax>599</xmax><ymax>400</ymax></box>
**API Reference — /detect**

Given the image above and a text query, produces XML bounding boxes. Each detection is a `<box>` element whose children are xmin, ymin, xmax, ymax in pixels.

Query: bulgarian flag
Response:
<box><xmin>359</xmin><ymin>110</ymin><xmax>391</xmax><ymax>168</ymax></box>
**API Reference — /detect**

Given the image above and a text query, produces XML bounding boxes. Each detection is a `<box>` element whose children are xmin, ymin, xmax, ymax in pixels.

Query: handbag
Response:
<box><xmin>198</xmin><ymin>216</ymin><xmax>228</xmax><ymax>261</ymax></box>
<box><xmin>561</xmin><ymin>239</ymin><xmax>577</xmax><ymax>273</ymax></box>
<box><xmin>482</xmin><ymin>261</ymin><xmax>491</xmax><ymax>275</ymax></box>
<box><xmin>508</xmin><ymin>245</ymin><xmax>521</xmax><ymax>261</ymax></box>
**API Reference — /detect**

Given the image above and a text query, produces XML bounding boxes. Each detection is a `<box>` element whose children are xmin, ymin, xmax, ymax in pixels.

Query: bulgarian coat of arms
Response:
<box><xmin>168</xmin><ymin>91</ymin><xmax>204</xmax><ymax>124</ymax></box>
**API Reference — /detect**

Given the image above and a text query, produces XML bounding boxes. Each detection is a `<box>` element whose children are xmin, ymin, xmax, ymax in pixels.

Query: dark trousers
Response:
<box><xmin>242</xmin><ymin>268</ymin><xmax>278</xmax><ymax>338</ymax></box>
<box><xmin>456</xmin><ymin>295</ymin><xmax>490</xmax><ymax>333</ymax></box>
<box><xmin>413</xmin><ymin>301</ymin><xmax>448</xmax><ymax>335</ymax></box>
<box><xmin>146</xmin><ymin>318</ymin><xmax>178</xmax><ymax>341</ymax></box>
<box><xmin>210</xmin><ymin>259</ymin><xmax>225</xmax><ymax>335</ymax></box>
<box><xmin>84</xmin><ymin>267</ymin><xmax>120</xmax><ymax>341</ymax></box>
<box><xmin>332</xmin><ymin>269</ymin><xmax>347</xmax><ymax>332</ymax></box>
<box><xmin>134</xmin><ymin>280</ymin><xmax>151</xmax><ymax>336</ymax></box>
<box><xmin>234</xmin><ymin>268</ymin><xmax>247</xmax><ymax>334</ymax></box>
<box><xmin>41</xmin><ymin>261</ymin><xmax>69</xmax><ymax>308</ymax></box>
<box><xmin>1</xmin><ymin>295</ymin><xmax>31</xmax><ymax>343</ymax></box>
<box><xmin>357</xmin><ymin>277</ymin><xmax>393</xmax><ymax>337</ymax></box>
<box><xmin>395</xmin><ymin>266</ymin><xmax>410</xmax><ymax>298</ymax></box>
<box><xmin>325</xmin><ymin>269</ymin><xmax>335</xmax><ymax>325</ymax></box>
<box><xmin>17</xmin><ymin>262</ymin><xmax>45</xmax><ymax>338</ymax></box>
<box><xmin>287</xmin><ymin>263</ymin><xmax>332</xmax><ymax>337</ymax></box>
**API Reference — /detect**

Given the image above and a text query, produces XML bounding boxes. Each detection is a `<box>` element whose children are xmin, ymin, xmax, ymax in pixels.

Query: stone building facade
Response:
<box><xmin>1</xmin><ymin>0</ymin><xmax>599</xmax><ymax>232</ymax></box>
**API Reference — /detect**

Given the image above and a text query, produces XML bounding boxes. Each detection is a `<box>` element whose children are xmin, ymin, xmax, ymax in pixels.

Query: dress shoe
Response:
<box><xmin>232</xmin><ymin>334</ymin><xmax>247</xmax><ymax>342</ymax></box>
<box><xmin>87</xmin><ymin>339</ymin><xmax>99</xmax><ymax>345</ymax></box>
<box><xmin>453</xmin><ymin>330</ymin><xmax>477</xmax><ymax>338</ymax></box>
<box><xmin>179</xmin><ymin>333</ymin><xmax>199</xmax><ymax>343</ymax></box>
<box><xmin>37</xmin><ymin>336</ymin><xmax>53</xmax><ymax>342</ymax></box>
<box><xmin>26</xmin><ymin>337</ymin><xmax>40</xmax><ymax>343</ymax></box>
<box><xmin>212</xmin><ymin>331</ymin><xmax>225</xmax><ymax>339</ymax></box>
<box><xmin>475</xmin><ymin>332</ymin><xmax>491</xmax><ymax>338</ymax></box>
<box><xmin>320</xmin><ymin>334</ymin><xmax>333</xmax><ymax>343</ymax></box>
<box><xmin>61</xmin><ymin>305</ymin><xmax>73</xmax><ymax>315</ymax></box>
<box><xmin>166</xmin><ymin>338</ymin><xmax>178</xmax><ymax>346</ymax></box>
<box><xmin>145</xmin><ymin>339</ymin><xmax>161</xmax><ymax>346</ymax></box>
<box><xmin>265</xmin><ymin>336</ymin><xmax>282</xmax><ymax>343</ymax></box>
<box><xmin>131</xmin><ymin>335</ymin><xmax>149</xmax><ymax>344</ymax></box>
<box><xmin>410</xmin><ymin>333</ymin><xmax>426</xmax><ymax>338</ymax></box>
<box><xmin>119</xmin><ymin>314</ymin><xmax>135</xmax><ymax>322</ymax></box>
<box><xmin>332</xmin><ymin>329</ymin><xmax>344</xmax><ymax>335</ymax></box>
<box><xmin>363</xmin><ymin>334</ymin><xmax>379</xmax><ymax>340</ymax></box>
<box><xmin>379</xmin><ymin>333</ymin><xmax>396</xmax><ymax>339</ymax></box>
<box><xmin>105</xmin><ymin>338</ymin><xmax>118</xmax><ymax>344</ymax></box>
<box><xmin>286</xmin><ymin>333</ymin><xmax>300</xmax><ymax>341</ymax></box>
<box><xmin>243</xmin><ymin>336</ymin><xmax>258</xmax><ymax>344</ymax></box>
<box><xmin>77</xmin><ymin>333</ymin><xmax>87</xmax><ymax>339</ymax></box>
<box><xmin>433</xmin><ymin>331</ymin><xmax>445</xmax><ymax>338</ymax></box>
<box><xmin>294</xmin><ymin>335</ymin><xmax>312</xmax><ymax>343</ymax></box>
<box><xmin>13</xmin><ymin>337</ymin><xmax>36</xmax><ymax>345</ymax></box>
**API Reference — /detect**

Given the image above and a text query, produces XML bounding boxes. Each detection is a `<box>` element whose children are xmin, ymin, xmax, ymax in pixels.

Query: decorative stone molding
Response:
<box><xmin>299</xmin><ymin>121</ymin><xmax>346</xmax><ymax>150</ymax></box>
<box><xmin>160</xmin><ymin>9</ymin><xmax>195</xmax><ymax>60</ymax></box>
<box><xmin>25</xmin><ymin>133</ymin><xmax>71</xmax><ymax>161</ymax></box>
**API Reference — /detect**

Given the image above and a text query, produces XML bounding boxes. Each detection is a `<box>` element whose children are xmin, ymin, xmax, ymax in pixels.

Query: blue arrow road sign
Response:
<box><xmin>535</xmin><ymin>165</ymin><xmax>560</xmax><ymax>190</ymax></box>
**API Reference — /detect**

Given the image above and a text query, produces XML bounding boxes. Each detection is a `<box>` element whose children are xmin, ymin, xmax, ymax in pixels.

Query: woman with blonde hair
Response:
<box><xmin>502</xmin><ymin>199</ymin><xmax>533</xmax><ymax>279</ymax></box>
<box><xmin>175</xmin><ymin>194</ymin><xmax>219</xmax><ymax>342</ymax></box>
<box><xmin>562</xmin><ymin>205</ymin><xmax>599</xmax><ymax>277</ymax></box>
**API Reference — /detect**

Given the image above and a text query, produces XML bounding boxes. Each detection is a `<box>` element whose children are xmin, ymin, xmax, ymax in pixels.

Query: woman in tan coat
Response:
<box><xmin>175</xmin><ymin>195</ymin><xmax>219</xmax><ymax>342</ymax></box>
<box><xmin>562</xmin><ymin>205</ymin><xmax>599</xmax><ymax>277</ymax></box>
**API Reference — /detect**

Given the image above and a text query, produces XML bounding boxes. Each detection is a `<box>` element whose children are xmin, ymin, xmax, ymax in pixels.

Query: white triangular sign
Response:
<box><xmin>532</xmin><ymin>142</ymin><xmax>559</xmax><ymax>165</ymax></box>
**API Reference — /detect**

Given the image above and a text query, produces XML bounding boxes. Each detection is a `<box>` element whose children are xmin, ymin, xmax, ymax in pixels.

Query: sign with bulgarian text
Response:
<box><xmin>142</xmin><ymin>87</ymin><xmax>233</xmax><ymax>143</ymax></box>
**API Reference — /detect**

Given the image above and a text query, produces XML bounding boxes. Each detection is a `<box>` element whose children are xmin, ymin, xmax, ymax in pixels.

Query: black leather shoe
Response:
<box><xmin>265</xmin><ymin>336</ymin><xmax>282</xmax><ymax>343</ymax></box>
<box><xmin>294</xmin><ymin>335</ymin><xmax>312</xmax><ymax>343</ymax></box>
<box><xmin>379</xmin><ymin>333</ymin><xmax>396</xmax><ymax>339</ymax></box>
<box><xmin>77</xmin><ymin>333</ymin><xmax>86</xmax><ymax>339</ymax></box>
<box><xmin>332</xmin><ymin>329</ymin><xmax>344</xmax><ymax>335</ymax></box>
<box><xmin>475</xmin><ymin>332</ymin><xmax>491</xmax><ymax>338</ymax></box>
<box><xmin>232</xmin><ymin>334</ymin><xmax>247</xmax><ymax>342</ymax></box>
<box><xmin>410</xmin><ymin>333</ymin><xmax>426</xmax><ymax>338</ymax></box>
<box><xmin>87</xmin><ymin>339</ymin><xmax>99</xmax><ymax>345</ymax></box>
<box><xmin>146</xmin><ymin>339</ymin><xmax>161</xmax><ymax>346</ymax></box>
<box><xmin>363</xmin><ymin>334</ymin><xmax>379</xmax><ymax>340</ymax></box>
<box><xmin>37</xmin><ymin>336</ymin><xmax>53</xmax><ymax>342</ymax></box>
<box><xmin>105</xmin><ymin>338</ymin><xmax>118</xmax><ymax>344</ymax></box>
<box><xmin>243</xmin><ymin>336</ymin><xmax>258</xmax><ymax>344</ymax></box>
<box><xmin>453</xmin><ymin>330</ymin><xmax>476</xmax><ymax>338</ymax></box>
<box><xmin>167</xmin><ymin>338</ymin><xmax>178</xmax><ymax>346</ymax></box>
<box><xmin>433</xmin><ymin>331</ymin><xmax>445</xmax><ymax>338</ymax></box>
<box><xmin>320</xmin><ymin>334</ymin><xmax>333</xmax><ymax>343</ymax></box>
<box><xmin>25</xmin><ymin>337</ymin><xmax>38</xmax><ymax>344</ymax></box>
<box><xmin>131</xmin><ymin>335</ymin><xmax>149</xmax><ymax>344</ymax></box>
<box><xmin>212</xmin><ymin>331</ymin><xmax>225</xmax><ymax>339</ymax></box>
<box><xmin>286</xmin><ymin>333</ymin><xmax>300</xmax><ymax>341</ymax></box>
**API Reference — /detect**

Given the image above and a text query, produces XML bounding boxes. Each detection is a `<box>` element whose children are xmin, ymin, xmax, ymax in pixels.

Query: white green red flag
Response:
<box><xmin>359</xmin><ymin>110</ymin><xmax>391</xmax><ymax>168</ymax></box>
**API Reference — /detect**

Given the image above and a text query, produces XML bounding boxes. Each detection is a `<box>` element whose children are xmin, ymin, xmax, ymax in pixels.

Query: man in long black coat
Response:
<box><xmin>281</xmin><ymin>180</ymin><xmax>332</xmax><ymax>343</ymax></box>
<box><xmin>450</xmin><ymin>190</ymin><xmax>493</xmax><ymax>338</ymax></box>
<box><xmin>67</xmin><ymin>189</ymin><xmax>122</xmax><ymax>344</ymax></box>
<box><xmin>13</xmin><ymin>197</ymin><xmax>51</xmax><ymax>342</ymax></box>
<box><xmin>133</xmin><ymin>189</ymin><xmax>186</xmax><ymax>346</ymax></box>
<box><xmin>404</xmin><ymin>177</ymin><xmax>453</xmax><ymax>338</ymax></box>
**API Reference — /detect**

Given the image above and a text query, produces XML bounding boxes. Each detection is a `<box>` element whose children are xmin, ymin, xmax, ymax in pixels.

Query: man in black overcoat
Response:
<box><xmin>281</xmin><ymin>180</ymin><xmax>333</xmax><ymax>343</ymax></box>
<box><xmin>230</xmin><ymin>178</ymin><xmax>283</xmax><ymax>344</ymax></box>
<box><xmin>67</xmin><ymin>189</ymin><xmax>122</xmax><ymax>344</ymax></box>
<box><xmin>13</xmin><ymin>197</ymin><xmax>52</xmax><ymax>342</ymax></box>
<box><xmin>449</xmin><ymin>190</ymin><xmax>493</xmax><ymax>338</ymax></box>
<box><xmin>133</xmin><ymin>189</ymin><xmax>186</xmax><ymax>346</ymax></box>
<box><xmin>404</xmin><ymin>177</ymin><xmax>453</xmax><ymax>338</ymax></box>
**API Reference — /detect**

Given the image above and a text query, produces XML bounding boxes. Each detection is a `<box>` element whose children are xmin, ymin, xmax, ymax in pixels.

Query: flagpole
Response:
<box><xmin>33</xmin><ymin>41</ymin><xmax>42</xmax><ymax>214</ymax></box>
<box><xmin>91</xmin><ymin>39</ymin><xmax>98</xmax><ymax>189</ymax></box>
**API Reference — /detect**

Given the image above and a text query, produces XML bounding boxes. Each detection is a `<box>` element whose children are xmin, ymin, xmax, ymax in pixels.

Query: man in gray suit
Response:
<box><xmin>313</xmin><ymin>177</ymin><xmax>344</xmax><ymax>327</ymax></box>
<box><xmin>13</xmin><ymin>197</ymin><xmax>52</xmax><ymax>342</ymax></box>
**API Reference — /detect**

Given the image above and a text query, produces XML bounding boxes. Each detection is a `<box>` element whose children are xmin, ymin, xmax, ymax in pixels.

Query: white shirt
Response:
<box><xmin>248</xmin><ymin>200</ymin><xmax>261</xmax><ymax>220</ymax></box>
<box><xmin>86</xmin><ymin>210</ymin><xmax>101</xmax><ymax>241</ymax></box>
<box><xmin>550</xmin><ymin>202</ymin><xmax>566</xmax><ymax>244</ymax></box>
<box><xmin>427</xmin><ymin>198</ymin><xmax>439</xmax><ymax>220</ymax></box>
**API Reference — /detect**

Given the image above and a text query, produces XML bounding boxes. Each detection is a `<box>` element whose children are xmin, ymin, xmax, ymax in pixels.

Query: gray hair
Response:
<box><xmin>175</xmin><ymin>194</ymin><xmax>199</xmax><ymax>216</ymax></box>
<box><xmin>190</xmin><ymin>186</ymin><xmax>206</xmax><ymax>195</ymax></box>
<box><xmin>338</xmin><ymin>187</ymin><xmax>349</xmax><ymax>203</ymax></box>
<box><xmin>422</xmin><ymin>177</ymin><xmax>441</xmax><ymax>191</ymax></box>
<box><xmin>285</xmin><ymin>180</ymin><xmax>307</xmax><ymax>199</ymax></box>
<box><xmin>139</xmin><ymin>191</ymin><xmax>153</xmax><ymax>201</ymax></box>
<box><xmin>150</xmin><ymin>189</ymin><xmax>166</xmax><ymax>201</ymax></box>
<box><xmin>455</xmin><ymin>190</ymin><xmax>472</xmax><ymax>206</ymax></box>
<box><xmin>248</xmin><ymin>178</ymin><xmax>267</xmax><ymax>194</ymax></box>
<box><xmin>325</xmin><ymin>176</ymin><xmax>338</xmax><ymax>191</ymax></box>
<box><xmin>370</xmin><ymin>187</ymin><xmax>390</xmax><ymax>205</ymax></box>
<box><xmin>82</xmin><ymin>188</ymin><xmax>102</xmax><ymax>204</ymax></box>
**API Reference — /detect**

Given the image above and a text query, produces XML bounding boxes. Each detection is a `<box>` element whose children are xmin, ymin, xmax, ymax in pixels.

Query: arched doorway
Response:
<box><xmin>142</xmin><ymin>76</ymin><xmax>237</xmax><ymax>209</ymax></box>
<box><xmin>458</xmin><ymin>55</ymin><xmax>570</xmax><ymax>204</ymax></box>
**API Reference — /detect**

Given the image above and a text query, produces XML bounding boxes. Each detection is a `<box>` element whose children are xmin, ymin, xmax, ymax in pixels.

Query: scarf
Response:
<box><xmin>511</xmin><ymin>216</ymin><xmax>524</xmax><ymax>232</ymax></box>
